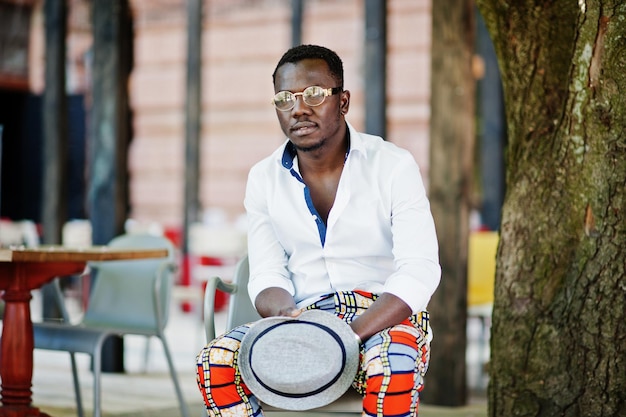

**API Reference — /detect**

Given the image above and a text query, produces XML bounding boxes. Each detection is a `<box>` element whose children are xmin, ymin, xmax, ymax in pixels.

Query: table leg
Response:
<box><xmin>0</xmin><ymin>289</ymin><xmax>50</xmax><ymax>417</ymax></box>
<box><xmin>0</xmin><ymin>261</ymin><xmax>86</xmax><ymax>417</ymax></box>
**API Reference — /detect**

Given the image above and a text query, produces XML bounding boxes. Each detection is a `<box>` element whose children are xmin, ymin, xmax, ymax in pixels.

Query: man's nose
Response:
<box><xmin>291</xmin><ymin>95</ymin><xmax>311</xmax><ymax>114</ymax></box>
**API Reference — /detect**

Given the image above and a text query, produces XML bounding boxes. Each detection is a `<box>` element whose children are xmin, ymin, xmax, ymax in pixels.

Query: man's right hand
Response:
<box><xmin>254</xmin><ymin>287</ymin><xmax>301</xmax><ymax>318</ymax></box>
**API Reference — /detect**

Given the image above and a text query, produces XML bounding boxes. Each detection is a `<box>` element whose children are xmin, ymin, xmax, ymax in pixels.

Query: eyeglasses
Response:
<box><xmin>271</xmin><ymin>86</ymin><xmax>342</xmax><ymax>111</ymax></box>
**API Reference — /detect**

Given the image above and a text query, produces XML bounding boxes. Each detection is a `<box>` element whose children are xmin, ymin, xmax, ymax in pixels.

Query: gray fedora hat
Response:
<box><xmin>239</xmin><ymin>309</ymin><xmax>360</xmax><ymax>410</ymax></box>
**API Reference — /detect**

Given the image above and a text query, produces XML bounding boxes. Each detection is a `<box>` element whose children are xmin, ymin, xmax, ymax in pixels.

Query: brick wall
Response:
<box><xmin>27</xmin><ymin>0</ymin><xmax>432</xmax><ymax>229</ymax></box>
<box><xmin>129</xmin><ymin>0</ymin><xmax>432</xmax><ymax>229</ymax></box>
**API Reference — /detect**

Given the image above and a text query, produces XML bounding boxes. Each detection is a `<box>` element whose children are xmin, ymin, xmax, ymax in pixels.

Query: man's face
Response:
<box><xmin>273</xmin><ymin>59</ymin><xmax>349</xmax><ymax>152</ymax></box>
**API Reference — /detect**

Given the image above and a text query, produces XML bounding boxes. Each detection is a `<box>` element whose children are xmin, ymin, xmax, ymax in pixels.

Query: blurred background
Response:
<box><xmin>1</xmin><ymin>0</ymin><xmax>504</xmax><ymax>403</ymax></box>
<box><xmin>1</xmin><ymin>0</ymin><xmax>438</xmax><ymax>230</ymax></box>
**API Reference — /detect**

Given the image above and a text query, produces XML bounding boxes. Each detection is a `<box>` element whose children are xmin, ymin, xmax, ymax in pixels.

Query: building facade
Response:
<box><xmin>4</xmin><ymin>0</ymin><xmax>432</xmax><ymax>232</ymax></box>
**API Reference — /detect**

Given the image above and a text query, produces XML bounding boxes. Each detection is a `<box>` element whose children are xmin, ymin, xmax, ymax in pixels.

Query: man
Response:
<box><xmin>197</xmin><ymin>44</ymin><xmax>441</xmax><ymax>417</ymax></box>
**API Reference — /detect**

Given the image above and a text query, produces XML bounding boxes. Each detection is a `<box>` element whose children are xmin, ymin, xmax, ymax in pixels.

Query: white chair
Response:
<box><xmin>33</xmin><ymin>234</ymin><xmax>190</xmax><ymax>417</ymax></box>
<box><xmin>0</xmin><ymin>219</ymin><xmax>39</xmax><ymax>247</ymax></box>
<box><xmin>203</xmin><ymin>255</ymin><xmax>362</xmax><ymax>414</ymax></box>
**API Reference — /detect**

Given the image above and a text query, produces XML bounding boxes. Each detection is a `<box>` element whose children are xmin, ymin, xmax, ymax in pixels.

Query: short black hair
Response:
<box><xmin>272</xmin><ymin>44</ymin><xmax>344</xmax><ymax>88</ymax></box>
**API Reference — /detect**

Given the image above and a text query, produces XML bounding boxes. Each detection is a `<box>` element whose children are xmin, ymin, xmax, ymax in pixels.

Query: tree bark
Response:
<box><xmin>424</xmin><ymin>0</ymin><xmax>475</xmax><ymax>406</ymax></box>
<box><xmin>476</xmin><ymin>1</ymin><xmax>626</xmax><ymax>415</ymax></box>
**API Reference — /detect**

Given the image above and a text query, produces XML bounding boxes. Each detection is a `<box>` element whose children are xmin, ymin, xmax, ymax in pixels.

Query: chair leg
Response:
<box><xmin>92</xmin><ymin>346</ymin><xmax>103</xmax><ymax>417</ymax></box>
<box><xmin>69</xmin><ymin>352</ymin><xmax>85</xmax><ymax>417</ymax></box>
<box><xmin>159</xmin><ymin>336</ymin><xmax>190</xmax><ymax>417</ymax></box>
<box><xmin>143</xmin><ymin>335</ymin><xmax>151</xmax><ymax>372</ymax></box>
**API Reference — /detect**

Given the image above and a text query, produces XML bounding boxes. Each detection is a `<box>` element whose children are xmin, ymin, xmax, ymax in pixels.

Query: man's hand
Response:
<box><xmin>275</xmin><ymin>306</ymin><xmax>302</xmax><ymax>318</ymax></box>
<box><xmin>350</xmin><ymin>293</ymin><xmax>412</xmax><ymax>343</ymax></box>
<box><xmin>255</xmin><ymin>287</ymin><xmax>301</xmax><ymax>318</ymax></box>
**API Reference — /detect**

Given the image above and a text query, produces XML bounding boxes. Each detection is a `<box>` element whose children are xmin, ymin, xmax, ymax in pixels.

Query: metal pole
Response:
<box><xmin>291</xmin><ymin>0</ymin><xmax>303</xmax><ymax>47</ymax></box>
<box><xmin>89</xmin><ymin>0</ymin><xmax>133</xmax><ymax>372</ymax></box>
<box><xmin>364</xmin><ymin>0</ymin><xmax>387</xmax><ymax>138</ymax></box>
<box><xmin>181</xmin><ymin>0</ymin><xmax>203</xmax><ymax>306</ymax></box>
<box><xmin>183</xmin><ymin>0</ymin><xmax>203</xmax><ymax>255</ymax></box>
<box><xmin>42</xmin><ymin>0</ymin><xmax>68</xmax><ymax>246</ymax></box>
<box><xmin>41</xmin><ymin>0</ymin><xmax>68</xmax><ymax>321</ymax></box>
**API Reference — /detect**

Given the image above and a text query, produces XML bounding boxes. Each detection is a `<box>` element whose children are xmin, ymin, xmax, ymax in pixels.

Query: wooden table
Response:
<box><xmin>0</xmin><ymin>246</ymin><xmax>168</xmax><ymax>417</ymax></box>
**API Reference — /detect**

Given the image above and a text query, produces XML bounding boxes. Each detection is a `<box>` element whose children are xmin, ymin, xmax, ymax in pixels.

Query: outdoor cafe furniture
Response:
<box><xmin>0</xmin><ymin>244</ymin><xmax>168</xmax><ymax>417</ymax></box>
<box><xmin>33</xmin><ymin>234</ymin><xmax>189</xmax><ymax>417</ymax></box>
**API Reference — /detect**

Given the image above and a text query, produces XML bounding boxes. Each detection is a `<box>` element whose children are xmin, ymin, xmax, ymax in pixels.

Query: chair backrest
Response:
<box><xmin>467</xmin><ymin>231</ymin><xmax>499</xmax><ymax>308</ymax></box>
<box><xmin>222</xmin><ymin>255</ymin><xmax>363</xmax><ymax>414</ymax></box>
<box><xmin>82</xmin><ymin>234</ymin><xmax>176</xmax><ymax>334</ymax></box>
<box><xmin>0</xmin><ymin>219</ymin><xmax>39</xmax><ymax>247</ymax></box>
<box><xmin>225</xmin><ymin>255</ymin><xmax>261</xmax><ymax>331</ymax></box>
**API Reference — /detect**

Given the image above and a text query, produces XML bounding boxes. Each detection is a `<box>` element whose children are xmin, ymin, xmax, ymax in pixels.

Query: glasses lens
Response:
<box><xmin>302</xmin><ymin>86</ymin><xmax>326</xmax><ymax>106</ymax></box>
<box><xmin>273</xmin><ymin>91</ymin><xmax>296</xmax><ymax>111</ymax></box>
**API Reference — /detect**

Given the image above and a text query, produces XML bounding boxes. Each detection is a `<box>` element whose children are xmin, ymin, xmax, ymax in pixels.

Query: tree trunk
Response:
<box><xmin>424</xmin><ymin>0</ymin><xmax>475</xmax><ymax>406</ymax></box>
<box><xmin>476</xmin><ymin>1</ymin><xmax>626</xmax><ymax>415</ymax></box>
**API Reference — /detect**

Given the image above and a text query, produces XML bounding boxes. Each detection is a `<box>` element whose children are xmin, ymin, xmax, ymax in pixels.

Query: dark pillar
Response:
<box><xmin>364</xmin><ymin>0</ymin><xmax>387</xmax><ymax>138</ymax></box>
<box><xmin>182</xmin><ymin>0</ymin><xmax>203</xmax><ymax>253</ymax></box>
<box><xmin>42</xmin><ymin>0</ymin><xmax>68</xmax><ymax>245</ymax></box>
<box><xmin>291</xmin><ymin>0</ymin><xmax>303</xmax><ymax>47</ymax></box>
<box><xmin>88</xmin><ymin>0</ymin><xmax>133</xmax><ymax>372</ymax></box>
<box><xmin>41</xmin><ymin>0</ymin><xmax>68</xmax><ymax>320</ymax></box>
<box><xmin>181</xmin><ymin>0</ymin><xmax>203</xmax><ymax>293</ymax></box>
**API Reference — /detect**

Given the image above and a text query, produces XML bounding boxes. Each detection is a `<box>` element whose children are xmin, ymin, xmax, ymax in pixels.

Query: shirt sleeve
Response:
<box><xmin>244</xmin><ymin>163</ymin><xmax>295</xmax><ymax>307</ymax></box>
<box><xmin>384</xmin><ymin>154</ymin><xmax>441</xmax><ymax>313</ymax></box>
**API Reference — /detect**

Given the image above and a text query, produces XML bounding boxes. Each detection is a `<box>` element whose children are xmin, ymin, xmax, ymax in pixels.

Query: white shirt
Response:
<box><xmin>245</xmin><ymin>122</ymin><xmax>441</xmax><ymax>313</ymax></box>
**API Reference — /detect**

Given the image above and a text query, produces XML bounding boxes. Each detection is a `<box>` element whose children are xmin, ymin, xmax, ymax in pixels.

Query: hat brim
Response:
<box><xmin>239</xmin><ymin>310</ymin><xmax>360</xmax><ymax>410</ymax></box>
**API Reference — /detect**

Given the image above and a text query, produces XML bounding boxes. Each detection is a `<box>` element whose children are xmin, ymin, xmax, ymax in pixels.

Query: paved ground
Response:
<box><xmin>10</xmin><ymin>290</ymin><xmax>489</xmax><ymax>417</ymax></box>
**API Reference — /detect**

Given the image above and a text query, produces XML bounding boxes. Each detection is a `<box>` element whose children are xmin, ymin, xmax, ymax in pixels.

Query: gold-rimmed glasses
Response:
<box><xmin>271</xmin><ymin>86</ymin><xmax>342</xmax><ymax>111</ymax></box>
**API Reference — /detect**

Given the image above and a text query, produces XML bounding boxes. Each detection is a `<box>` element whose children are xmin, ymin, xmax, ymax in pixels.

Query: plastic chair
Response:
<box><xmin>467</xmin><ymin>230</ymin><xmax>499</xmax><ymax>388</ymax></box>
<box><xmin>33</xmin><ymin>234</ymin><xmax>190</xmax><ymax>417</ymax></box>
<box><xmin>203</xmin><ymin>255</ymin><xmax>362</xmax><ymax>414</ymax></box>
<box><xmin>467</xmin><ymin>231</ymin><xmax>498</xmax><ymax>315</ymax></box>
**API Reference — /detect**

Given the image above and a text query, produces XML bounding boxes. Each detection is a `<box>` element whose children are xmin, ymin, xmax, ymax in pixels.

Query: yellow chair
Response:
<box><xmin>467</xmin><ymin>231</ymin><xmax>498</xmax><ymax>314</ymax></box>
<box><xmin>466</xmin><ymin>231</ymin><xmax>498</xmax><ymax>387</ymax></box>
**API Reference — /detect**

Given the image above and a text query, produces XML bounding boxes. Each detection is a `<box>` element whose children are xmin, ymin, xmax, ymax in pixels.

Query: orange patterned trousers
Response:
<box><xmin>196</xmin><ymin>291</ymin><xmax>431</xmax><ymax>417</ymax></box>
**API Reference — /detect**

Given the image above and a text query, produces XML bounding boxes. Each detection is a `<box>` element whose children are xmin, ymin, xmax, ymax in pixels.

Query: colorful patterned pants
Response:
<box><xmin>196</xmin><ymin>291</ymin><xmax>431</xmax><ymax>417</ymax></box>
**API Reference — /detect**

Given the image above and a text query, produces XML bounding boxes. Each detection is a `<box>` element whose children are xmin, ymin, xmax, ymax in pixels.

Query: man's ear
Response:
<box><xmin>340</xmin><ymin>89</ymin><xmax>351</xmax><ymax>115</ymax></box>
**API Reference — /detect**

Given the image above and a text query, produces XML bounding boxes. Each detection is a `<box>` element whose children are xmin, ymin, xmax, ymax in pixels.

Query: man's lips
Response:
<box><xmin>290</xmin><ymin>121</ymin><xmax>317</xmax><ymax>135</ymax></box>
